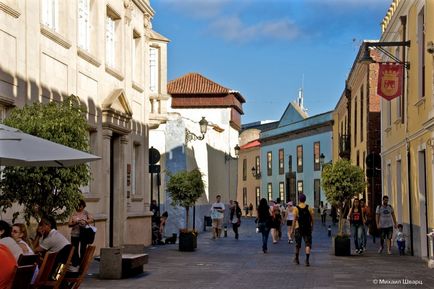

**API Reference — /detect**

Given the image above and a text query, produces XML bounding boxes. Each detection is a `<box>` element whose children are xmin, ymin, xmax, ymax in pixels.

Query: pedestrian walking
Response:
<box><xmin>394</xmin><ymin>224</ymin><xmax>407</xmax><ymax>255</ymax></box>
<box><xmin>249</xmin><ymin>203</ymin><xmax>254</xmax><ymax>217</ymax></box>
<box><xmin>376</xmin><ymin>195</ymin><xmax>397</xmax><ymax>255</ymax></box>
<box><xmin>211</xmin><ymin>195</ymin><xmax>225</xmax><ymax>239</ymax></box>
<box><xmin>291</xmin><ymin>194</ymin><xmax>314</xmax><ymax>266</ymax></box>
<box><xmin>360</xmin><ymin>198</ymin><xmax>370</xmax><ymax>250</ymax></box>
<box><xmin>286</xmin><ymin>201</ymin><xmax>295</xmax><ymax>244</ymax></box>
<box><xmin>256</xmin><ymin>198</ymin><xmax>272</xmax><ymax>253</ymax></box>
<box><xmin>230</xmin><ymin>201</ymin><xmax>242</xmax><ymax>239</ymax></box>
<box><xmin>320</xmin><ymin>201</ymin><xmax>327</xmax><ymax>226</ymax></box>
<box><xmin>330</xmin><ymin>204</ymin><xmax>338</xmax><ymax>226</ymax></box>
<box><xmin>270</xmin><ymin>204</ymin><xmax>282</xmax><ymax>244</ymax></box>
<box><xmin>347</xmin><ymin>198</ymin><xmax>365</xmax><ymax>254</ymax></box>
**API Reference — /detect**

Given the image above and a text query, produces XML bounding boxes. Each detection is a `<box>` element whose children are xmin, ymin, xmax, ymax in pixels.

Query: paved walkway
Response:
<box><xmin>82</xmin><ymin>217</ymin><xmax>434</xmax><ymax>289</ymax></box>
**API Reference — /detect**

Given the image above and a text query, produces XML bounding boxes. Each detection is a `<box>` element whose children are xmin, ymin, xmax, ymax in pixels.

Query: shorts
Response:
<box><xmin>286</xmin><ymin>220</ymin><xmax>293</xmax><ymax>226</ymax></box>
<box><xmin>294</xmin><ymin>229</ymin><xmax>312</xmax><ymax>248</ymax></box>
<box><xmin>380</xmin><ymin>227</ymin><xmax>393</xmax><ymax>240</ymax></box>
<box><xmin>212</xmin><ymin>218</ymin><xmax>223</xmax><ymax>229</ymax></box>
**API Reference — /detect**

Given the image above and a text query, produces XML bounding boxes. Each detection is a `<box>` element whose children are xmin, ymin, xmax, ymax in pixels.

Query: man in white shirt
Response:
<box><xmin>34</xmin><ymin>217</ymin><xmax>70</xmax><ymax>254</ymax></box>
<box><xmin>210</xmin><ymin>195</ymin><xmax>225</xmax><ymax>239</ymax></box>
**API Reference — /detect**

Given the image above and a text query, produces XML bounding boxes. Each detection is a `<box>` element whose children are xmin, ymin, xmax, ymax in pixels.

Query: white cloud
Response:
<box><xmin>210</xmin><ymin>16</ymin><xmax>300</xmax><ymax>43</ymax></box>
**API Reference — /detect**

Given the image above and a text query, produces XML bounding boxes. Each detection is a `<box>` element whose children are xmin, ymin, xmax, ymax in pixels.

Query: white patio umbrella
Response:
<box><xmin>0</xmin><ymin>123</ymin><xmax>100</xmax><ymax>167</ymax></box>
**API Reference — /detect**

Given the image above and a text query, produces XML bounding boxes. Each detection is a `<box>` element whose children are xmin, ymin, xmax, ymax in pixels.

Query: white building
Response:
<box><xmin>149</xmin><ymin>73</ymin><xmax>245</xmax><ymax>233</ymax></box>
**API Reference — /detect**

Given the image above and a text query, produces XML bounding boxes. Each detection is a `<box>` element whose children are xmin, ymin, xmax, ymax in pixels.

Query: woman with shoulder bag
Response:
<box><xmin>257</xmin><ymin>198</ymin><xmax>272</xmax><ymax>253</ymax></box>
<box><xmin>68</xmin><ymin>199</ymin><xmax>94</xmax><ymax>271</ymax></box>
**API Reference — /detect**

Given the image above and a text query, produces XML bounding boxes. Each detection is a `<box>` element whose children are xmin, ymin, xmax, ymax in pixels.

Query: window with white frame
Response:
<box><xmin>78</xmin><ymin>0</ymin><xmax>90</xmax><ymax>51</ymax></box>
<box><xmin>149</xmin><ymin>47</ymin><xmax>159</xmax><ymax>93</ymax></box>
<box><xmin>42</xmin><ymin>0</ymin><xmax>58</xmax><ymax>31</ymax></box>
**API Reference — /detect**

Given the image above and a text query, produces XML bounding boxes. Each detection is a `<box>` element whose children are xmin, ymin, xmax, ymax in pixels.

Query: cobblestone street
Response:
<box><xmin>81</xmin><ymin>217</ymin><xmax>434</xmax><ymax>289</ymax></box>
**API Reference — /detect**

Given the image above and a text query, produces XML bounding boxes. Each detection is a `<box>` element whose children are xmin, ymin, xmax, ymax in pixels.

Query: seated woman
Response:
<box><xmin>12</xmin><ymin>223</ymin><xmax>34</xmax><ymax>255</ymax></box>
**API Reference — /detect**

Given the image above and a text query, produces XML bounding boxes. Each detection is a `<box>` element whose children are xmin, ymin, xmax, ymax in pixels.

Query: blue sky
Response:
<box><xmin>152</xmin><ymin>0</ymin><xmax>391</xmax><ymax>124</ymax></box>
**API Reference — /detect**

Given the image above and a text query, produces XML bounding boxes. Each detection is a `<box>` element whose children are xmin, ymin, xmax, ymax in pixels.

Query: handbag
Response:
<box><xmin>80</xmin><ymin>224</ymin><xmax>96</xmax><ymax>244</ymax></box>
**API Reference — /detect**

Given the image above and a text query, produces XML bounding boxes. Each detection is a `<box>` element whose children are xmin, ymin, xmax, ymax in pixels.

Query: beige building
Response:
<box><xmin>0</xmin><ymin>0</ymin><xmax>169</xmax><ymax>252</ymax></box>
<box><xmin>237</xmin><ymin>128</ymin><xmax>261</xmax><ymax>216</ymax></box>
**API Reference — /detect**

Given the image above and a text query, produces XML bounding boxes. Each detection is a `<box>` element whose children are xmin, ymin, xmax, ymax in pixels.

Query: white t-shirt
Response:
<box><xmin>211</xmin><ymin>202</ymin><xmax>225</xmax><ymax>219</ymax></box>
<box><xmin>40</xmin><ymin>229</ymin><xmax>70</xmax><ymax>253</ymax></box>
<box><xmin>376</xmin><ymin>205</ymin><xmax>394</xmax><ymax>228</ymax></box>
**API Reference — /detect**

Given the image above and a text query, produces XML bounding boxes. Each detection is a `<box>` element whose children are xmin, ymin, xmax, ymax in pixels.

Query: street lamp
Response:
<box><xmin>185</xmin><ymin>117</ymin><xmax>208</xmax><ymax>143</ymax></box>
<box><xmin>225</xmin><ymin>145</ymin><xmax>241</xmax><ymax>163</ymax></box>
<box><xmin>319</xmin><ymin>153</ymin><xmax>325</xmax><ymax>167</ymax></box>
<box><xmin>251</xmin><ymin>166</ymin><xmax>261</xmax><ymax>179</ymax></box>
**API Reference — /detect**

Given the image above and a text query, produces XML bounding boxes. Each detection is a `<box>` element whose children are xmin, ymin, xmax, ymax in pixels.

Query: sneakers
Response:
<box><xmin>378</xmin><ymin>247</ymin><xmax>383</xmax><ymax>254</ymax></box>
<box><xmin>387</xmin><ymin>250</ymin><xmax>392</xmax><ymax>255</ymax></box>
<box><xmin>293</xmin><ymin>257</ymin><xmax>300</xmax><ymax>265</ymax></box>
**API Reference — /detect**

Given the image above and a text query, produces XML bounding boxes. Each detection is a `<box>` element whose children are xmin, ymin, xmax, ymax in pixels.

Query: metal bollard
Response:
<box><xmin>328</xmin><ymin>225</ymin><xmax>331</xmax><ymax>237</ymax></box>
<box><xmin>224</xmin><ymin>225</ymin><xmax>227</xmax><ymax>237</ymax></box>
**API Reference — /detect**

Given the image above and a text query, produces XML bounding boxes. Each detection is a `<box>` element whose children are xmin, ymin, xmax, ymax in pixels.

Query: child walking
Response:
<box><xmin>395</xmin><ymin>224</ymin><xmax>406</xmax><ymax>255</ymax></box>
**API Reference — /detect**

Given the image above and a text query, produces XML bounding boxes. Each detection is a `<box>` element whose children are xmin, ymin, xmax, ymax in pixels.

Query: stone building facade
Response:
<box><xmin>0</xmin><ymin>0</ymin><xmax>169</xmax><ymax>252</ymax></box>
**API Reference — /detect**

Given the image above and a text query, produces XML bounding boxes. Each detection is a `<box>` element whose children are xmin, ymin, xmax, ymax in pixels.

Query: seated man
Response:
<box><xmin>34</xmin><ymin>217</ymin><xmax>70</xmax><ymax>255</ymax></box>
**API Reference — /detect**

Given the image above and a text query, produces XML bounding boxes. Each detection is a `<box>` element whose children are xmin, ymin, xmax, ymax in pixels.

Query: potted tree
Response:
<box><xmin>321</xmin><ymin>159</ymin><xmax>366</xmax><ymax>256</ymax></box>
<box><xmin>166</xmin><ymin>169</ymin><xmax>205</xmax><ymax>251</ymax></box>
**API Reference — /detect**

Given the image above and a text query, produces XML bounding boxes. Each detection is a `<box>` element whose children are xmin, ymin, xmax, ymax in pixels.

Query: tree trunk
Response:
<box><xmin>185</xmin><ymin>206</ymin><xmax>190</xmax><ymax>229</ymax></box>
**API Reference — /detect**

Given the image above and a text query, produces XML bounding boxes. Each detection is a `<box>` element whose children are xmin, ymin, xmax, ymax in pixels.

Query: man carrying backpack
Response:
<box><xmin>291</xmin><ymin>194</ymin><xmax>314</xmax><ymax>266</ymax></box>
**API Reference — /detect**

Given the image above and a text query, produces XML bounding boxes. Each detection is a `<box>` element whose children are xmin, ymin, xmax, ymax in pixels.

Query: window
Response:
<box><xmin>297</xmin><ymin>180</ymin><xmax>303</xmax><ymax>194</ymax></box>
<box><xmin>132</xmin><ymin>30</ymin><xmax>141</xmax><ymax>82</ymax></box>
<box><xmin>313</xmin><ymin>142</ymin><xmax>320</xmax><ymax>171</ymax></box>
<box><xmin>278</xmin><ymin>149</ymin><xmax>284</xmax><ymax>175</ymax></box>
<box><xmin>314</xmin><ymin>179</ymin><xmax>320</xmax><ymax>209</ymax></box>
<box><xmin>243</xmin><ymin>188</ymin><xmax>247</xmax><ymax>207</ymax></box>
<box><xmin>418</xmin><ymin>7</ymin><xmax>425</xmax><ymax>99</ymax></box>
<box><xmin>105</xmin><ymin>15</ymin><xmax>115</xmax><ymax>67</ymax></box>
<box><xmin>255</xmin><ymin>156</ymin><xmax>260</xmax><ymax>175</ymax></box>
<box><xmin>279</xmin><ymin>182</ymin><xmax>284</xmax><ymax>202</ymax></box>
<box><xmin>354</xmin><ymin>95</ymin><xmax>357</xmax><ymax>145</ymax></box>
<box><xmin>297</xmin><ymin>145</ymin><xmax>303</xmax><ymax>173</ymax></box>
<box><xmin>267</xmin><ymin>151</ymin><xmax>272</xmax><ymax>176</ymax></box>
<box><xmin>255</xmin><ymin>187</ymin><xmax>260</xmax><ymax>208</ymax></box>
<box><xmin>360</xmin><ymin>85</ymin><xmax>363</xmax><ymax>142</ymax></box>
<box><xmin>267</xmin><ymin>183</ymin><xmax>272</xmax><ymax>201</ymax></box>
<box><xmin>288</xmin><ymin>155</ymin><xmax>292</xmax><ymax>172</ymax></box>
<box><xmin>78</xmin><ymin>0</ymin><xmax>90</xmax><ymax>50</ymax></box>
<box><xmin>149</xmin><ymin>47</ymin><xmax>159</xmax><ymax>93</ymax></box>
<box><xmin>42</xmin><ymin>0</ymin><xmax>58</xmax><ymax>31</ymax></box>
<box><xmin>242</xmin><ymin>158</ymin><xmax>247</xmax><ymax>181</ymax></box>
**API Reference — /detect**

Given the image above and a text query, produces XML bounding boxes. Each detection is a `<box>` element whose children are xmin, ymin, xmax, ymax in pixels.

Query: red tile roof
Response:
<box><xmin>240</xmin><ymin>140</ymin><xmax>261</xmax><ymax>150</ymax></box>
<box><xmin>168</xmin><ymin>72</ymin><xmax>235</xmax><ymax>95</ymax></box>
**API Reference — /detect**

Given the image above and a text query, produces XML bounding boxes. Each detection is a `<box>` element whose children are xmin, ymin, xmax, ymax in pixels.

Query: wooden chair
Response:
<box><xmin>9</xmin><ymin>264</ymin><xmax>37</xmax><ymax>289</ymax></box>
<box><xmin>61</xmin><ymin>245</ymin><xmax>96</xmax><ymax>289</ymax></box>
<box><xmin>18</xmin><ymin>254</ymin><xmax>39</xmax><ymax>266</ymax></box>
<box><xmin>31</xmin><ymin>251</ymin><xmax>58</xmax><ymax>288</ymax></box>
<box><xmin>32</xmin><ymin>245</ymin><xmax>74</xmax><ymax>289</ymax></box>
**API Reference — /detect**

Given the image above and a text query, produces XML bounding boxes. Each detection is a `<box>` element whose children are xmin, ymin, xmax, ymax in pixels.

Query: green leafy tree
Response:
<box><xmin>321</xmin><ymin>159</ymin><xmax>366</xmax><ymax>236</ymax></box>
<box><xmin>166</xmin><ymin>169</ymin><xmax>205</xmax><ymax>230</ymax></box>
<box><xmin>0</xmin><ymin>96</ymin><xmax>91</xmax><ymax>223</ymax></box>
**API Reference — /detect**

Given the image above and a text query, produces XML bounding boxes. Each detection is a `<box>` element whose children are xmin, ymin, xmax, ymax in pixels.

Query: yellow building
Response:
<box><xmin>332</xmin><ymin>43</ymin><xmax>382</xmax><ymax>218</ymax></box>
<box><xmin>380</xmin><ymin>0</ymin><xmax>433</xmax><ymax>258</ymax></box>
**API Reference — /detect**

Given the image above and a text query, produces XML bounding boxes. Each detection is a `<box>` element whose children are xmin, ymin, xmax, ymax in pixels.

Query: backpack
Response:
<box><xmin>297</xmin><ymin>205</ymin><xmax>312</xmax><ymax>234</ymax></box>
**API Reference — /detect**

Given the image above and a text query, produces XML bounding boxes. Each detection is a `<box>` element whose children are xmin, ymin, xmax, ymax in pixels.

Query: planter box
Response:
<box><xmin>179</xmin><ymin>231</ymin><xmax>197</xmax><ymax>252</ymax></box>
<box><xmin>334</xmin><ymin>236</ymin><xmax>351</xmax><ymax>256</ymax></box>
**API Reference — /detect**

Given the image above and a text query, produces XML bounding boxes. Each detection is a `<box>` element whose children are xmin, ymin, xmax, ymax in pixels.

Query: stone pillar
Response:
<box><xmin>102</xmin><ymin>129</ymin><xmax>112</xmax><ymax>247</ymax></box>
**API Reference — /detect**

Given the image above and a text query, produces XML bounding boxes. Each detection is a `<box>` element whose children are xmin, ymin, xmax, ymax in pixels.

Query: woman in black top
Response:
<box><xmin>230</xmin><ymin>201</ymin><xmax>242</xmax><ymax>239</ymax></box>
<box><xmin>257</xmin><ymin>198</ymin><xmax>272</xmax><ymax>253</ymax></box>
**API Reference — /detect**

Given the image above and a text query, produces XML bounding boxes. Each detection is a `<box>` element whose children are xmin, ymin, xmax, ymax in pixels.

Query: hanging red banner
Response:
<box><xmin>377</xmin><ymin>63</ymin><xmax>403</xmax><ymax>101</ymax></box>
